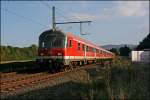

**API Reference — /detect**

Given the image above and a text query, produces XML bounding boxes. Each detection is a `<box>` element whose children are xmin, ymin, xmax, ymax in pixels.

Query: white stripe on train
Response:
<box><xmin>37</xmin><ymin>56</ymin><xmax>112</xmax><ymax>59</ymax></box>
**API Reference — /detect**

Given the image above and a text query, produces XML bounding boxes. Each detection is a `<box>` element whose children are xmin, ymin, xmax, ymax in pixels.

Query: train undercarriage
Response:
<box><xmin>36</xmin><ymin>58</ymin><xmax>113</xmax><ymax>72</ymax></box>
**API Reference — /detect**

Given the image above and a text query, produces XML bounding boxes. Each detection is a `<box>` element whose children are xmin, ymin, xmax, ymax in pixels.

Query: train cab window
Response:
<box><xmin>69</xmin><ymin>40</ymin><xmax>72</xmax><ymax>47</ymax></box>
<box><xmin>82</xmin><ymin>44</ymin><xmax>85</xmax><ymax>51</ymax></box>
<box><xmin>78</xmin><ymin>42</ymin><xmax>80</xmax><ymax>50</ymax></box>
<box><xmin>42</xmin><ymin>42</ymin><xmax>45</xmax><ymax>48</ymax></box>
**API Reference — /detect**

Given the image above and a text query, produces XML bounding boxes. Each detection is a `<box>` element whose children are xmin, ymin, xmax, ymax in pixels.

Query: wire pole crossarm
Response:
<box><xmin>54</xmin><ymin>21</ymin><xmax>92</xmax><ymax>24</ymax></box>
<box><xmin>54</xmin><ymin>21</ymin><xmax>92</xmax><ymax>37</ymax></box>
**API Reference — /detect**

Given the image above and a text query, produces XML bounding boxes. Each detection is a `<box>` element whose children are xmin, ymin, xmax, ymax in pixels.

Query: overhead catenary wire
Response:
<box><xmin>55</xmin><ymin>7</ymin><xmax>81</xmax><ymax>22</ymax></box>
<box><xmin>2</xmin><ymin>8</ymin><xmax>48</xmax><ymax>28</ymax></box>
<box><xmin>40</xmin><ymin>1</ymin><xmax>81</xmax><ymax>22</ymax></box>
<box><xmin>40</xmin><ymin>2</ymin><xmax>70</xmax><ymax>22</ymax></box>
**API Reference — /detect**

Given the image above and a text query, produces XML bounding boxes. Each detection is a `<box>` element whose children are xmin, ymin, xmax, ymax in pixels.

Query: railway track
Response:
<box><xmin>0</xmin><ymin>63</ymin><xmax>101</xmax><ymax>97</ymax></box>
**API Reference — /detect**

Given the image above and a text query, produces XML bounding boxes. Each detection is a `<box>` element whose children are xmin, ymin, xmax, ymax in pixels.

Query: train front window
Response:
<box><xmin>42</xmin><ymin>42</ymin><xmax>45</xmax><ymax>48</ymax></box>
<box><xmin>39</xmin><ymin>34</ymin><xmax>65</xmax><ymax>48</ymax></box>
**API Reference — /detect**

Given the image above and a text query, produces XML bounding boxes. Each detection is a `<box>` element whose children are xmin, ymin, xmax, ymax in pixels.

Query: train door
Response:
<box><xmin>94</xmin><ymin>48</ymin><xmax>96</xmax><ymax>59</ymax></box>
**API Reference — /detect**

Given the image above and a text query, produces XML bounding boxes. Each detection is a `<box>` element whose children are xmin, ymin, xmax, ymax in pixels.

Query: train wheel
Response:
<box><xmin>82</xmin><ymin>61</ymin><xmax>84</xmax><ymax>66</ymax></box>
<box><xmin>59</xmin><ymin>63</ymin><xmax>64</xmax><ymax>72</ymax></box>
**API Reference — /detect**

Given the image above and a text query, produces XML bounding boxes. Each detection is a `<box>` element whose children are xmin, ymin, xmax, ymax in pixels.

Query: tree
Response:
<box><xmin>136</xmin><ymin>33</ymin><xmax>150</xmax><ymax>50</ymax></box>
<box><xmin>0</xmin><ymin>44</ymin><xmax>38</xmax><ymax>61</ymax></box>
<box><xmin>109</xmin><ymin>48</ymin><xmax>118</xmax><ymax>55</ymax></box>
<box><xmin>119</xmin><ymin>45</ymin><xmax>131</xmax><ymax>57</ymax></box>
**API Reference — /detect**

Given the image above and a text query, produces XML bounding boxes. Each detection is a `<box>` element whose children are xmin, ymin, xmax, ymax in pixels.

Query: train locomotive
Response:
<box><xmin>36</xmin><ymin>29</ymin><xmax>115</xmax><ymax>71</ymax></box>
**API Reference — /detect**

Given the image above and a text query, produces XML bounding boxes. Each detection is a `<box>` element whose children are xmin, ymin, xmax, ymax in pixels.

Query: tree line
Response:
<box><xmin>109</xmin><ymin>33</ymin><xmax>150</xmax><ymax>56</ymax></box>
<box><xmin>1</xmin><ymin>44</ymin><xmax>38</xmax><ymax>61</ymax></box>
<box><xmin>109</xmin><ymin>45</ymin><xmax>131</xmax><ymax>57</ymax></box>
<box><xmin>136</xmin><ymin>33</ymin><xmax>150</xmax><ymax>50</ymax></box>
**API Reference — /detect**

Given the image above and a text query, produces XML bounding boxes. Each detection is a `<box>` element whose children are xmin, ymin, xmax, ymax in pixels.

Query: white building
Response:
<box><xmin>131</xmin><ymin>50</ymin><xmax>150</xmax><ymax>63</ymax></box>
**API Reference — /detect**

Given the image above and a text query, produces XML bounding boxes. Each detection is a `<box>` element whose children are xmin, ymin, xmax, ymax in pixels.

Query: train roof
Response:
<box><xmin>40</xmin><ymin>29</ymin><xmax>66</xmax><ymax>38</ymax></box>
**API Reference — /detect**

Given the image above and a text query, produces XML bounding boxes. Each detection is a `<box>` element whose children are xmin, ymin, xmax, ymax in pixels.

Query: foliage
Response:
<box><xmin>0</xmin><ymin>44</ymin><xmax>38</xmax><ymax>61</ymax></box>
<box><xmin>109</xmin><ymin>48</ymin><xmax>119</xmax><ymax>55</ymax></box>
<box><xmin>136</xmin><ymin>33</ymin><xmax>150</xmax><ymax>50</ymax></box>
<box><xmin>119</xmin><ymin>45</ymin><xmax>131</xmax><ymax>56</ymax></box>
<box><xmin>79</xmin><ymin>57</ymin><xmax>149</xmax><ymax>100</ymax></box>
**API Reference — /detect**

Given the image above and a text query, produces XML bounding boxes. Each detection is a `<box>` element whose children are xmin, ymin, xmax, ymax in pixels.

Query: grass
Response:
<box><xmin>80</xmin><ymin>57</ymin><xmax>150</xmax><ymax>100</ymax></box>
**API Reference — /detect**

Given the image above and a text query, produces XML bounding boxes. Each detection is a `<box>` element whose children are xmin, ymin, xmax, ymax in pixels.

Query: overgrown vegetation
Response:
<box><xmin>79</xmin><ymin>57</ymin><xmax>149</xmax><ymax>100</ymax></box>
<box><xmin>0</xmin><ymin>44</ymin><xmax>38</xmax><ymax>61</ymax></box>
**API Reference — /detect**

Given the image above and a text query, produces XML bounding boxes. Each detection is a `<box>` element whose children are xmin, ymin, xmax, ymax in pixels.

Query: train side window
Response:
<box><xmin>92</xmin><ymin>48</ymin><xmax>95</xmax><ymax>52</ymax></box>
<box><xmin>101</xmin><ymin>51</ymin><xmax>102</xmax><ymax>54</ymax></box>
<box><xmin>78</xmin><ymin>42</ymin><xmax>80</xmax><ymax>50</ymax></box>
<box><xmin>89</xmin><ymin>46</ymin><xmax>91</xmax><ymax>52</ymax></box>
<box><xmin>82</xmin><ymin>44</ymin><xmax>85</xmax><ymax>51</ymax></box>
<box><xmin>96</xmin><ymin>49</ymin><xmax>97</xmax><ymax>53</ymax></box>
<box><xmin>91</xmin><ymin>47</ymin><xmax>93</xmax><ymax>52</ymax></box>
<box><xmin>69</xmin><ymin>40</ymin><xmax>72</xmax><ymax>47</ymax></box>
<box><xmin>86</xmin><ymin>46</ymin><xmax>89</xmax><ymax>52</ymax></box>
<box><xmin>97</xmin><ymin>49</ymin><xmax>99</xmax><ymax>53</ymax></box>
<box><xmin>93</xmin><ymin>48</ymin><xmax>95</xmax><ymax>52</ymax></box>
<box><xmin>90</xmin><ymin>47</ymin><xmax>92</xmax><ymax>52</ymax></box>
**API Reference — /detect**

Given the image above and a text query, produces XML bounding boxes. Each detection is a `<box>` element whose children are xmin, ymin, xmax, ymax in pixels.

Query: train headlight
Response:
<box><xmin>40</xmin><ymin>53</ymin><xmax>44</xmax><ymax>56</ymax></box>
<box><xmin>57</xmin><ymin>53</ymin><xmax>62</xmax><ymax>56</ymax></box>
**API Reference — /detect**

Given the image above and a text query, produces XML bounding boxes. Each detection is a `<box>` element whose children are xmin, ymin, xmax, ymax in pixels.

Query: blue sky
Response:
<box><xmin>1</xmin><ymin>1</ymin><xmax>149</xmax><ymax>47</ymax></box>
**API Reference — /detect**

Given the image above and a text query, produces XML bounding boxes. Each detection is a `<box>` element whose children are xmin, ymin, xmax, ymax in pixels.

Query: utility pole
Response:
<box><xmin>80</xmin><ymin>23</ymin><xmax>82</xmax><ymax>37</ymax></box>
<box><xmin>52</xmin><ymin>6</ymin><xmax>92</xmax><ymax>37</ymax></box>
<box><xmin>52</xmin><ymin>6</ymin><xmax>55</xmax><ymax>31</ymax></box>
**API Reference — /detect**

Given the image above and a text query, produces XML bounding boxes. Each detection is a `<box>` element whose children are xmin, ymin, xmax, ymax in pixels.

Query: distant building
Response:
<box><xmin>130</xmin><ymin>49</ymin><xmax>150</xmax><ymax>63</ymax></box>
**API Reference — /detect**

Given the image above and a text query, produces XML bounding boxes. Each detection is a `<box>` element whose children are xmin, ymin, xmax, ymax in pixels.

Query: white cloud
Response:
<box><xmin>69</xmin><ymin>12</ymin><xmax>112</xmax><ymax>21</ymax></box>
<box><xmin>115</xmin><ymin>1</ymin><xmax>149</xmax><ymax>17</ymax></box>
<box><xmin>80</xmin><ymin>1</ymin><xmax>89</xmax><ymax>8</ymax></box>
<box><xmin>68</xmin><ymin>1</ymin><xmax>149</xmax><ymax>21</ymax></box>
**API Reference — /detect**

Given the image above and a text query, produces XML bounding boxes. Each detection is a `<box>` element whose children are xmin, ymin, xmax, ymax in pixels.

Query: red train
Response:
<box><xmin>36</xmin><ymin>29</ymin><xmax>115</xmax><ymax>71</ymax></box>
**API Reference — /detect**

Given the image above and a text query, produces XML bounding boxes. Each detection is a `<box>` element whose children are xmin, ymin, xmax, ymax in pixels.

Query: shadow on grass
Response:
<box><xmin>109</xmin><ymin>63</ymin><xmax>150</xmax><ymax>100</ymax></box>
<box><xmin>4</xmin><ymin>80</ymin><xmax>109</xmax><ymax>100</ymax></box>
<box><xmin>0</xmin><ymin>61</ymin><xmax>49</xmax><ymax>74</ymax></box>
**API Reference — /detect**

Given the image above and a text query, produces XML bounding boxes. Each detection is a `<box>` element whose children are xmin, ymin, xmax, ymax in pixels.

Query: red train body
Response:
<box><xmin>36</xmin><ymin>29</ymin><xmax>115</xmax><ymax>70</ymax></box>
